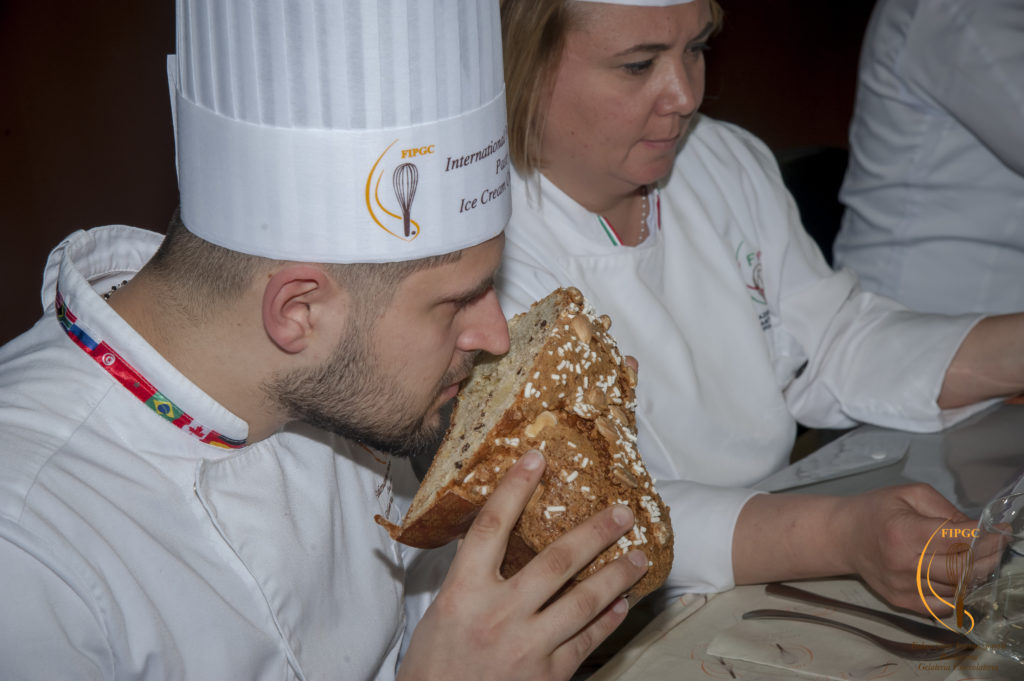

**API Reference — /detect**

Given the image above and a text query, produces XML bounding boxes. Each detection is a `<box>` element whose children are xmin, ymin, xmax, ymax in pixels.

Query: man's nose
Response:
<box><xmin>458</xmin><ymin>288</ymin><xmax>510</xmax><ymax>356</ymax></box>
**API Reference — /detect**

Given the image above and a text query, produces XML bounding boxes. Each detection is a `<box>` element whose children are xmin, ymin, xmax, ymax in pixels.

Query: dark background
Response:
<box><xmin>0</xmin><ymin>1</ymin><xmax>876</xmax><ymax>344</ymax></box>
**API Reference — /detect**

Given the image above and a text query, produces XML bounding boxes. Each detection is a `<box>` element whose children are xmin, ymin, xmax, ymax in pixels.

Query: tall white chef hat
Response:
<box><xmin>168</xmin><ymin>0</ymin><xmax>509</xmax><ymax>263</ymax></box>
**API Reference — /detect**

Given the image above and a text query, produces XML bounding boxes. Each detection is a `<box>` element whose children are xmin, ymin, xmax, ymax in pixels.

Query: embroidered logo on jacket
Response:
<box><xmin>735</xmin><ymin>240</ymin><xmax>771</xmax><ymax>332</ymax></box>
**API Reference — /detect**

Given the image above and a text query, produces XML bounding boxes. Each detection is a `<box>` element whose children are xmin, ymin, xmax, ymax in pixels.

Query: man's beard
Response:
<box><xmin>265</xmin><ymin>324</ymin><xmax>474</xmax><ymax>460</ymax></box>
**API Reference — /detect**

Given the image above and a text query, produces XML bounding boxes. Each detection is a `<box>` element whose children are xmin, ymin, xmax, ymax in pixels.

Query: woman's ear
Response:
<box><xmin>261</xmin><ymin>265</ymin><xmax>346</xmax><ymax>354</ymax></box>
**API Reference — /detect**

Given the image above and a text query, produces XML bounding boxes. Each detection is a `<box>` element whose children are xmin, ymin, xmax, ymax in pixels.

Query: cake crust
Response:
<box><xmin>375</xmin><ymin>287</ymin><xmax>673</xmax><ymax>601</ymax></box>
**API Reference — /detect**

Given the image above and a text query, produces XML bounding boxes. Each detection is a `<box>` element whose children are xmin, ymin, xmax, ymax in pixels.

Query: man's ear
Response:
<box><xmin>261</xmin><ymin>265</ymin><xmax>347</xmax><ymax>354</ymax></box>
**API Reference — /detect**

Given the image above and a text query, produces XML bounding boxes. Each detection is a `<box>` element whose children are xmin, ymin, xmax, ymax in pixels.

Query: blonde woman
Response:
<box><xmin>497</xmin><ymin>0</ymin><xmax>1023</xmax><ymax>614</ymax></box>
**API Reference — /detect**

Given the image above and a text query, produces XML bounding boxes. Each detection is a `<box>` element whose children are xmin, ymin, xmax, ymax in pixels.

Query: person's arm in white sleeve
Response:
<box><xmin>939</xmin><ymin>313</ymin><xmax>1024</xmax><ymax>408</ymax></box>
<box><xmin>780</xmin><ymin>239</ymin><xmax>1024</xmax><ymax>420</ymax></box>
<box><xmin>905</xmin><ymin>0</ymin><xmax>1024</xmax><ymax>175</ymax></box>
<box><xmin>655</xmin><ymin>480</ymin><xmax>761</xmax><ymax>595</ymax></box>
<box><xmin>731</xmin><ymin>126</ymin><xmax>1004</xmax><ymax>431</ymax></box>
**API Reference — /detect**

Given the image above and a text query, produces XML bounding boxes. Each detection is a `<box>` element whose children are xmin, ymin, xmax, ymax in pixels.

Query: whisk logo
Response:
<box><xmin>916</xmin><ymin>519</ymin><xmax>976</xmax><ymax>634</ymax></box>
<box><xmin>366</xmin><ymin>139</ymin><xmax>429</xmax><ymax>241</ymax></box>
<box><xmin>392</xmin><ymin>163</ymin><xmax>419</xmax><ymax>237</ymax></box>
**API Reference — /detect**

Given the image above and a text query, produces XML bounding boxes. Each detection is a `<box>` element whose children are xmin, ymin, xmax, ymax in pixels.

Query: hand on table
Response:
<box><xmin>398</xmin><ymin>449</ymin><xmax>649</xmax><ymax>681</ymax></box>
<box><xmin>837</xmin><ymin>483</ymin><xmax>1000</xmax><ymax>615</ymax></box>
<box><xmin>735</xmin><ymin>484</ymin><xmax>1000</xmax><ymax>616</ymax></box>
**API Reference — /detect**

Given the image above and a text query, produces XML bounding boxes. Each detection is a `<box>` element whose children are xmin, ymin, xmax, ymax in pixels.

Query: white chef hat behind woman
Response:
<box><xmin>168</xmin><ymin>0</ymin><xmax>509</xmax><ymax>264</ymax></box>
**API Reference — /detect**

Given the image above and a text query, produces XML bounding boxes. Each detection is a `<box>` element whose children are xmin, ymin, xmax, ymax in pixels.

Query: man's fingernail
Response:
<box><xmin>521</xmin><ymin>450</ymin><xmax>543</xmax><ymax>470</ymax></box>
<box><xmin>627</xmin><ymin>550</ymin><xmax>648</xmax><ymax>568</ymax></box>
<box><xmin>612</xmin><ymin>504</ymin><xmax>633</xmax><ymax>527</ymax></box>
<box><xmin>613</xmin><ymin>598</ymin><xmax>628</xmax><ymax>614</ymax></box>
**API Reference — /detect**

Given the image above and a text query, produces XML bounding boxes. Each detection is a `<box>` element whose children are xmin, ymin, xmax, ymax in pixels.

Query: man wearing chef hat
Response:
<box><xmin>0</xmin><ymin>1</ymin><xmax>648</xmax><ymax>679</ymax></box>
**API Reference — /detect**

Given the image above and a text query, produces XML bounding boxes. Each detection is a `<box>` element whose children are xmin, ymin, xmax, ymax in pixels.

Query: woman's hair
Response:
<box><xmin>500</xmin><ymin>0</ymin><xmax>724</xmax><ymax>174</ymax></box>
<box><xmin>147</xmin><ymin>208</ymin><xmax>461</xmax><ymax>323</ymax></box>
<box><xmin>500</xmin><ymin>0</ymin><xmax>580</xmax><ymax>174</ymax></box>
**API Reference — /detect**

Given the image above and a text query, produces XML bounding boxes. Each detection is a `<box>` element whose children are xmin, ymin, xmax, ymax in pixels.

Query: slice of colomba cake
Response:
<box><xmin>375</xmin><ymin>287</ymin><xmax>672</xmax><ymax>601</ymax></box>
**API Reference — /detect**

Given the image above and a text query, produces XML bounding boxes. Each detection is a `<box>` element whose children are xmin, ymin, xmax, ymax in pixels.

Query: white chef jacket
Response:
<box><xmin>0</xmin><ymin>225</ymin><xmax>415</xmax><ymax>680</ymax></box>
<box><xmin>834</xmin><ymin>0</ymin><xmax>1024</xmax><ymax>315</ymax></box>
<box><xmin>498</xmin><ymin>115</ymin><xmax>991</xmax><ymax>596</ymax></box>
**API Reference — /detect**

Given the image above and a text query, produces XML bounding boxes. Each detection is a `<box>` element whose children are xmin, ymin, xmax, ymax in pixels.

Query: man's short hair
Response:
<box><xmin>147</xmin><ymin>209</ymin><xmax>462</xmax><ymax>323</ymax></box>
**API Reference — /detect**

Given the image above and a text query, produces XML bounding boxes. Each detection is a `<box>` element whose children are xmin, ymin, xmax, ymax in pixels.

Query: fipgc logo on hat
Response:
<box><xmin>366</xmin><ymin>125</ymin><xmax>511</xmax><ymax>243</ymax></box>
<box><xmin>368</xmin><ymin>141</ymin><xmax>425</xmax><ymax>241</ymax></box>
<box><xmin>169</xmin><ymin>0</ymin><xmax>509</xmax><ymax>264</ymax></box>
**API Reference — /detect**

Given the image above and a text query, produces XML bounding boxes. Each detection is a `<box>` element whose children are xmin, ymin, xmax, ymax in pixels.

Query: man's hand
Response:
<box><xmin>398</xmin><ymin>449</ymin><xmax>649</xmax><ymax>681</ymax></box>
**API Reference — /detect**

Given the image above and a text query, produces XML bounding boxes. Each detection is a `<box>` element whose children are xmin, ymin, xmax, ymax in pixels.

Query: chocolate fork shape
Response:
<box><xmin>765</xmin><ymin>582</ymin><xmax>971</xmax><ymax>646</ymax></box>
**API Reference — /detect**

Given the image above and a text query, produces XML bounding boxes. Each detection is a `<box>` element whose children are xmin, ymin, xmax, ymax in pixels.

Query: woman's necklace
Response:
<box><xmin>597</xmin><ymin>186</ymin><xmax>651</xmax><ymax>246</ymax></box>
<box><xmin>637</xmin><ymin>187</ymin><xmax>650</xmax><ymax>244</ymax></box>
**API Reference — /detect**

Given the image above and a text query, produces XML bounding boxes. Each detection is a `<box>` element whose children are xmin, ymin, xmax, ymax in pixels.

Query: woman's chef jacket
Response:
<box><xmin>0</xmin><ymin>225</ymin><xmax>412</xmax><ymax>680</ymax></box>
<box><xmin>498</xmin><ymin>115</ymin><xmax>991</xmax><ymax>597</ymax></box>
